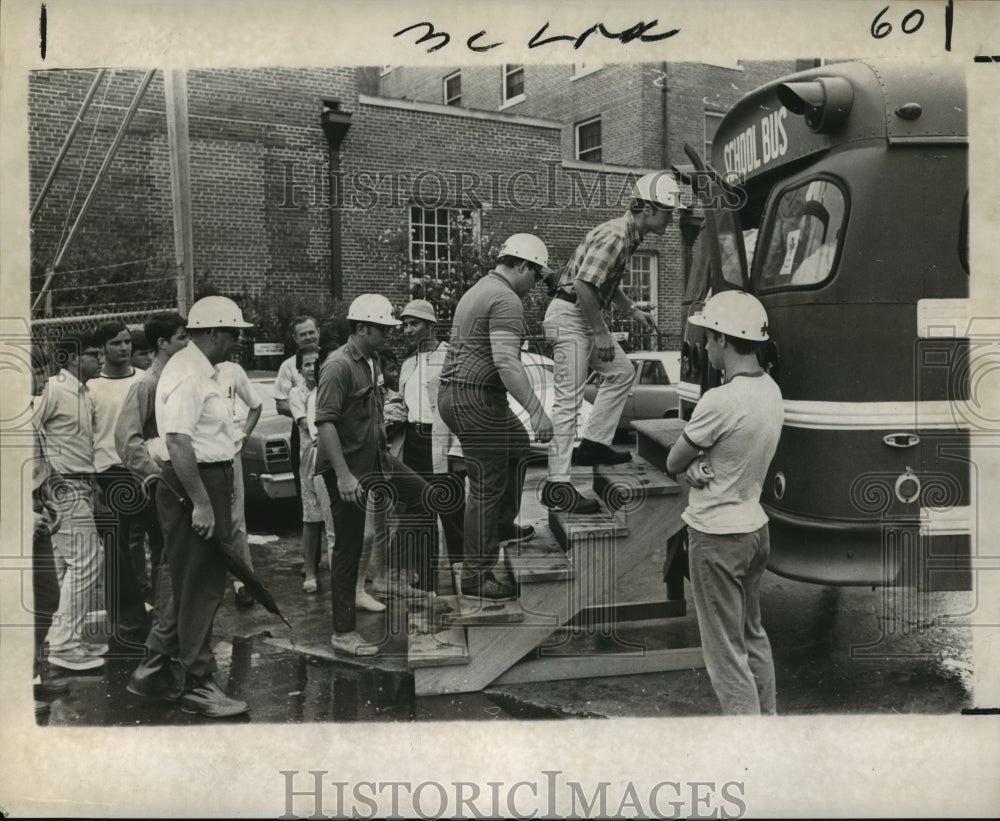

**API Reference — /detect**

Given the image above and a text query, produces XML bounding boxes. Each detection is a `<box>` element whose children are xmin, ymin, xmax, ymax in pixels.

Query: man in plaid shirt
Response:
<box><xmin>541</xmin><ymin>172</ymin><xmax>685</xmax><ymax>513</ymax></box>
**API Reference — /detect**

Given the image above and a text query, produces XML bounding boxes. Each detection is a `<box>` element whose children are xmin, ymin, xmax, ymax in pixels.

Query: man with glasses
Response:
<box><xmin>152</xmin><ymin>296</ymin><xmax>252</xmax><ymax>717</ymax></box>
<box><xmin>437</xmin><ymin>234</ymin><xmax>554</xmax><ymax>601</ymax></box>
<box><xmin>37</xmin><ymin>330</ymin><xmax>107</xmax><ymax>671</ymax></box>
<box><xmin>542</xmin><ymin>171</ymin><xmax>685</xmax><ymax>514</ymax></box>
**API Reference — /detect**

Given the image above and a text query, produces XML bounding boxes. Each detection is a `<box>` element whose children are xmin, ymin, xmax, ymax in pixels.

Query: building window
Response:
<box><xmin>502</xmin><ymin>64</ymin><xmax>524</xmax><ymax>104</ymax></box>
<box><xmin>409</xmin><ymin>206</ymin><xmax>480</xmax><ymax>278</ymax></box>
<box><xmin>704</xmin><ymin>110</ymin><xmax>725</xmax><ymax>162</ymax></box>
<box><xmin>624</xmin><ymin>252</ymin><xmax>658</xmax><ymax>306</ymax></box>
<box><xmin>443</xmin><ymin>71</ymin><xmax>461</xmax><ymax>106</ymax></box>
<box><xmin>576</xmin><ymin>116</ymin><xmax>602</xmax><ymax>163</ymax></box>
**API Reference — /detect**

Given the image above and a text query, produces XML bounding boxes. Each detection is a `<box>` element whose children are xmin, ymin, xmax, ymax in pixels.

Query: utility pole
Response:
<box><xmin>164</xmin><ymin>70</ymin><xmax>194</xmax><ymax>315</ymax></box>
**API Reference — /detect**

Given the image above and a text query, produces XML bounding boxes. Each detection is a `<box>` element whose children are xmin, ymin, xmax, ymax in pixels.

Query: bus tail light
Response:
<box><xmin>895</xmin><ymin>469</ymin><xmax>921</xmax><ymax>504</ymax></box>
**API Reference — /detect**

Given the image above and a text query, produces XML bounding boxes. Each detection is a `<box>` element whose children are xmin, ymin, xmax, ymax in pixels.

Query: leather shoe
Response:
<box><xmin>234</xmin><ymin>585</ymin><xmax>255</xmax><ymax>608</ymax></box>
<box><xmin>33</xmin><ymin>673</ymin><xmax>69</xmax><ymax>700</ymax></box>
<box><xmin>127</xmin><ymin>652</ymin><xmax>183</xmax><ymax>702</ymax></box>
<box><xmin>329</xmin><ymin>631</ymin><xmax>380</xmax><ymax>657</ymax></box>
<box><xmin>179</xmin><ymin>675</ymin><xmax>249</xmax><ymax>718</ymax></box>
<box><xmin>541</xmin><ymin>481</ymin><xmax>602</xmax><ymax>514</ymax></box>
<box><xmin>460</xmin><ymin>575</ymin><xmax>517</xmax><ymax>600</ymax></box>
<box><xmin>572</xmin><ymin>438</ymin><xmax>633</xmax><ymax>466</ymax></box>
<box><xmin>499</xmin><ymin>523</ymin><xmax>535</xmax><ymax>542</ymax></box>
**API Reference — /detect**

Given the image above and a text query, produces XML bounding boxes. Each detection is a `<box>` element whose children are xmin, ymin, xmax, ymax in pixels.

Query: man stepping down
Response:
<box><xmin>542</xmin><ymin>171</ymin><xmax>685</xmax><ymax>514</ymax></box>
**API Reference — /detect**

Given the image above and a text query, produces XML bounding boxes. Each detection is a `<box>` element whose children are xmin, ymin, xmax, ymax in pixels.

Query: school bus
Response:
<box><xmin>676</xmin><ymin>60</ymin><xmax>970</xmax><ymax>591</ymax></box>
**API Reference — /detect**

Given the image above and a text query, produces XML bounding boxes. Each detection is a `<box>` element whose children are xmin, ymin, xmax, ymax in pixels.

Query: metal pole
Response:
<box><xmin>31</xmin><ymin>69</ymin><xmax>156</xmax><ymax>315</ymax></box>
<box><xmin>164</xmin><ymin>69</ymin><xmax>194</xmax><ymax>315</ymax></box>
<box><xmin>30</xmin><ymin>69</ymin><xmax>107</xmax><ymax>222</ymax></box>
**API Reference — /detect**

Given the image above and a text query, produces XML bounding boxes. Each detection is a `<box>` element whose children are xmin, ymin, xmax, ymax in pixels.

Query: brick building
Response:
<box><xmin>28</xmin><ymin>60</ymin><xmax>804</xmax><ymax>353</ymax></box>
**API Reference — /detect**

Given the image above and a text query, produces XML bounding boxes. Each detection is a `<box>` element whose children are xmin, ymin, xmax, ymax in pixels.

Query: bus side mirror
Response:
<box><xmin>777</xmin><ymin>77</ymin><xmax>854</xmax><ymax>134</ymax></box>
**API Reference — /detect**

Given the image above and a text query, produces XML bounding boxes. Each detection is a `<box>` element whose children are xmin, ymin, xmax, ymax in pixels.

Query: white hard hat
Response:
<box><xmin>499</xmin><ymin>233</ymin><xmax>553</xmax><ymax>274</ymax></box>
<box><xmin>633</xmin><ymin>172</ymin><xmax>685</xmax><ymax>210</ymax></box>
<box><xmin>186</xmin><ymin>295</ymin><xmax>253</xmax><ymax>329</ymax></box>
<box><xmin>347</xmin><ymin>294</ymin><xmax>401</xmax><ymax>327</ymax></box>
<box><xmin>688</xmin><ymin>291</ymin><xmax>769</xmax><ymax>341</ymax></box>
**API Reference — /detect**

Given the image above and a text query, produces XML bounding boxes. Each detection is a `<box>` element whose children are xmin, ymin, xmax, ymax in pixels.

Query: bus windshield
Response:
<box><xmin>757</xmin><ymin>177</ymin><xmax>846</xmax><ymax>290</ymax></box>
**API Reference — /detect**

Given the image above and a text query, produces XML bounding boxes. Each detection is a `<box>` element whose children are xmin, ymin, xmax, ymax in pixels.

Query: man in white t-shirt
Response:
<box><xmin>667</xmin><ymin>291</ymin><xmax>783</xmax><ymax>716</ymax></box>
<box><xmin>90</xmin><ymin>321</ymin><xmax>150</xmax><ymax>646</ymax></box>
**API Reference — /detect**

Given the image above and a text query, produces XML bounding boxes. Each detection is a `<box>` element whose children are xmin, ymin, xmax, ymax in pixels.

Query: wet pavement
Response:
<box><xmin>36</xmin><ymin>462</ymin><xmax>975</xmax><ymax>726</ymax></box>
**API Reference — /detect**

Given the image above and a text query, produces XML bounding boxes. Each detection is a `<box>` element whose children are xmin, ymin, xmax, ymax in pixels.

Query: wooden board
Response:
<box><xmin>592</xmin><ymin>454</ymin><xmax>681</xmax><ymax>507</ymax></box>
<box><xmin>548</xmin><ymin>506</ymin><xmax>628</xmax><ymax>552</ymax></box>
<box><xmin>407</xmin><ymin>609</ymin><xmax>469</xmax><ymax>668</ymax></box>
<box><xmin>632</xmin><ymin>418</ymin><xmax>687</xmax><ymax>468</ymax></box>
<box><xmin>491</xmin><ymin>646</ymin><xmax>705</xmax><ymax>685</ymax></box>
<box><xmin>504</xmin><ymin>531</ymin><xmax>574</xmax><ymax>584</ymax></box>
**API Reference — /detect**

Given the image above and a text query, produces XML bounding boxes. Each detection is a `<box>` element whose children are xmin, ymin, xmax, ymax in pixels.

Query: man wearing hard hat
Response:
<box><xmin>437</xmin><ymin>234</ymin><xmax>554</xmax><ymax>601</ymax></box>
<box><xmin>315</xmin><ymin>294</ymin><xmax>433</xmax><ymax>657</ymax></box>
<box><xmin>542</xmin><ymin>171</ymin><xmax>685</xmax><ymax>514</ymax></box>
<box><xmin>147</xmin><ymin>295</ymin><xmax>253</xmax><ymax>718</ymax></box>
<box><xmin>666</xmin><ymin>291</ymin><xmax>783</xmax><ymax>716</ymax></box>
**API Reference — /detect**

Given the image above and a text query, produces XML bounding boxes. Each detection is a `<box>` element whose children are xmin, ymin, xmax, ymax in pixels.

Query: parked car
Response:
<box><xmin>240</xmin><ymin>373</ymin><xmax>296</xmax><ymax>503</ymax></box>
<box><xmin>582</xmin><ymin>351</ymin><xmax>681</xmax><ymax>433</ymax></box>
<box><xmin>240</xmin><ymin>355</ymin><xmax>590</xmax><ymax>501</ymax></box>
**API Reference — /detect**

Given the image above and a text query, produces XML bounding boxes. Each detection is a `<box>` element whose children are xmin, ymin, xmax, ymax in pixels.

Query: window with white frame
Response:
<box><xmin>576</xmin><ymin>116</ymin><xmax>602</xmax><ymax>163</ymax></box>
<box><xmin>624</xmin><ymin>252</ymin><xmax>658</xmax><ymax>306</ymax></box>
<box><xmin>502</xmin><ymin>64</ymin><xmax>524</xmax><ymax>104</ymax></box>
<box><xmin>704</xmin><ymin>110</ymin><xmax>725</xmax><ymax>162</ymax></box>
<box><xmin>409</xmin><ymin>206</ymin><xmax>480</xmax><ymax>278</ymax></box>
<box><xmin>443</xmin><ymin>71</ymin><xmax>461</xmax><ymax>106</ymax></box>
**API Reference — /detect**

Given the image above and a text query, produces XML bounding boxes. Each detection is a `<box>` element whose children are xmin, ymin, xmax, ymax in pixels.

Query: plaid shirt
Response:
<box><xmin>554</xmin><ymin>211</ymin><xmax>641</xmax><ymax>309</ymax></box>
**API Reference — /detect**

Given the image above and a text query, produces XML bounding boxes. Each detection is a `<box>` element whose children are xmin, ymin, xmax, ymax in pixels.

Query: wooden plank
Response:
<box><xmin>491</xmin><ymin>646</ymin><xmax>705</xmax><ymax>685</ymax></box>
<box><xmin>632</xmin><ymin>418</ymin><xmax>686</xmax><ymax>468</ymax></box>
<box><xmin>407</xmin><ymin>612</ymin><xmax>470</xmax><ymax>668</ymax></box>
<box><xmin>505</xmin><ymin>531</ymin><xmax>574</xmax><ymax>584</ymax></box>
<box><xmin>567</xmin><ymin>599</ymin><xmax>687</xmax><ymax>626</ymax></box>
<box><xmin>415</xmin><ymin>485</ymin><xmax>690</xmax><ymax>695</ymax></box>
<box><xmin>548</xmin><ymin>505</ymin><xmax>627</xmax><ymax>552</ymax></box>
<box><xmin>446</xmin><ymin>565</ymin><xmax>526</xmax><ymax>625</ymax></box>
<box><xmin>592</xmin><ymin>454</ymin><xmax>681</xmax><ymax>509</ymax></box>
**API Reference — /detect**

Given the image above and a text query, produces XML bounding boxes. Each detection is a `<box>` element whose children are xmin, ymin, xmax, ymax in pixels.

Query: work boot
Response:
<box><xmin>127</xmin><ymin>652</ymin><xmax>183</xmax><ymax>702</ymax></box>
<box><xmin>541</xmin><ymin>481</ymin><xmax>602</xmax><ymax>515</ymax></box>
<box><xmin>572</xmin><ymin>438</ymin><xmax>633</xmax><ymax>466</ymax></box>
<box><xmin>33</xmin><ymin>672</ymin><xmax>69</xmax><ymax>700</ymax></box>
<box><xmin>179</xmin><ymin>674</ymin><xmax>249</xmax><ymax>718</ymax></box>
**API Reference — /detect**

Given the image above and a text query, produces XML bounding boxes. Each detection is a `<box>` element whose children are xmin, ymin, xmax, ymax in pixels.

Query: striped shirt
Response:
<box><xmin>553</xmin><ymin>211</ymin><xmax>641</xmax><ymax>309</ymax></box>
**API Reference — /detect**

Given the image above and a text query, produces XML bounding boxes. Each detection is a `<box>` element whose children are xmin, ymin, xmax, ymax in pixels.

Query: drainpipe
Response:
<box><xmin>321</xmin><ymin>101</ymin><xmax>352</xmax><ymax>300</ymax></box>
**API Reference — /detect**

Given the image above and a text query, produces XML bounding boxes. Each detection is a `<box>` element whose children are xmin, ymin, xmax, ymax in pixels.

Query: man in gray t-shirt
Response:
<box><xmin>667</xmin><ymin>291</ymin><xmax>783</xmax><ymax>716</ymax></box>
<box><xmin>438</xmin><ymin>234</ymin><xmax>554</xmax><ymax>601</ymax></box>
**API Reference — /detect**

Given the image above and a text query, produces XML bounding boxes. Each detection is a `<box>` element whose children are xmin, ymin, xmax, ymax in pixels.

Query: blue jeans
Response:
<box><xmin>688</xmin><ymin>525</ymin><xmax>777</xmax><ymax>715</ymax></box>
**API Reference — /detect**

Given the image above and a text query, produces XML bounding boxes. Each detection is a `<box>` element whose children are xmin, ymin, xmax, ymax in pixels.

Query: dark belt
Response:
<box><xmin>408</xmin><ymin>421</ymin><xmax>433</xmax><ymax>435</ymax></box>
<box><xmin>553</xmin><ymin>289</ymin><xmax>577</xmax><ymax>304</ymax></box>
<box><xmin>438</xmin><ymin>377</ymin><xmax>506</xmax><ymax>395</ymax></box>
<box><xmin>163</xmin><ymin>460</ymin><xmax>232</xmax><ymax>469</ymax></box>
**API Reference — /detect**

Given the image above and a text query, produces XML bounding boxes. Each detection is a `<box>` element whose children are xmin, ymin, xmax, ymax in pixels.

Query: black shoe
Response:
<box><xmin>234</xmin><ymin>585</ymin><xmax>255</xmax><ymax>608</ymax></box>
<box><xmin>127</xmin><ymin>652</ymin><xmax>183</xmax><ymax>702</ymax></box>
<box><xmin>499</xmin><ymin>523</ymin><xmax>535</xmax><ymax>542</ymax></box>
<box><xmin>460</xmin><ymin>576</ymin><xmax>517</xmax><ymax>600</ymax></box>
<box><xmin>541</xmin><ymin>481</ymin><xmax>602</xmax><ymax>514</ymax></box>
<box><xmin>572</xmin><ymin>438</ymin><xmax>633</xmax><ymax>466</ymax></box>
<box><xmin>33</xmin><ymin>673</ymin><xmax>69</xmax><ymax>700</ymax></box>
<box><xmin>179</xmin><ymin>675</ymin><xmax>249</xmax><ymax>718</ymax></box>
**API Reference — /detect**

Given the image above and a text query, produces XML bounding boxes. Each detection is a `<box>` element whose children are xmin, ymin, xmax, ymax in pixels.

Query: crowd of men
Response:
<box><xmin>30</xmin><ymin>171</ymin><xmax>784</xmax><ymax>718</ymax></box>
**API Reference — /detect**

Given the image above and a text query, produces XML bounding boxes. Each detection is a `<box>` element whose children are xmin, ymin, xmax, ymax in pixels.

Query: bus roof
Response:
<box><xmin>711</xmin><ymin>60</ymin><xmax>967</xmax><ymax>182</ymax></box>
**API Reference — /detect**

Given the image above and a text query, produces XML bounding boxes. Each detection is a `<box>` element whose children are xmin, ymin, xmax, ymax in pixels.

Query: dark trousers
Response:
<box><xmin>152</xmin><ymin>462</ymin><xmax>232</xmax><ymax>678</ymax></box>
<box><xmin>32</xmin><ymin>501</ymin><xmax>60</xmax><ymax>677</ymax></box>
<box><xmin>437</xmin><ymin>385</ymin><xmax>530</xmax><ymax>584</ymax></box>
<box><xmin>400</xmin><ymin>422</ymin><xmax>467</xmax><ymax>587</ymax></box>
<box><xmin>96</xmin><ymin>467</ymin><xmax>156</xmax><ymax>637</ymax></box>
<box><xmin>322</xmin><ymin>456</ymin><xmax>430</xmax><ymax>634</ymax></box>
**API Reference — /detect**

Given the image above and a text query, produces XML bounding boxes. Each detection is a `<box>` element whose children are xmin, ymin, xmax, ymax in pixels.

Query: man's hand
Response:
<box><xmin>594</xmin><ymin>330</ymin><xmax>616</xmax><ymax>363</ymax></box>
<box><xmin>683</xmin><ymin>459</ymin><xmax>714</xmax><ymax>489</ymax></box>
<box><xmin>191</xmin><ymin>500</ymin><xmax>216</xmax><ymax>540</ymax></box>
<box><xmin>532</xmin><ymin>409</ymin><xmax>554</xmax><ymax>444</ymax></box>
<box><xmin>632</xmin><ymin>307</ymin><xmax>658</xmax><ymax>332</ymax></box>
<box><xmin>337</xmin><ymin>472</ymin><xmax>364</xmax><ymax>505</ymax></box>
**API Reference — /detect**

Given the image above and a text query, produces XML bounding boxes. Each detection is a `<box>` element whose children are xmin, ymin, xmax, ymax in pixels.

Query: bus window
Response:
<box><xmin>758</xmin><ymin>178</ymin><xmax>847</xmax><ymax>290</ymax></box>
<box><xmin>717</xmin><ymin>208</ymin><xmax>748</xmax><ymax>289</ymax></box>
